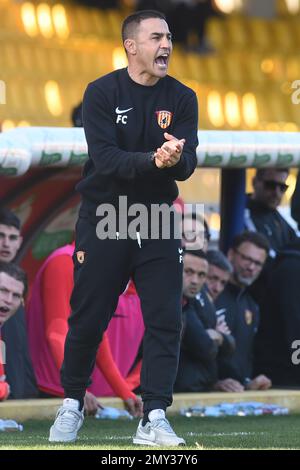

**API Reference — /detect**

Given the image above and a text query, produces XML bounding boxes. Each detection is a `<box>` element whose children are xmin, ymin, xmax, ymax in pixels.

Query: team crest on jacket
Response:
<box><xmin>76</xmin><ymin>251</ymin><xmax>85</xmax><ymax>264</ymax></box>
<box><xmin>245</xmin><ymin>309</ymin><xmax>253</xmax><ymax>325</ymax></box>
<box><xmin>156</xmin><ymin>110</ymin><xmax>173</xmax><ymax>129</ymax></box>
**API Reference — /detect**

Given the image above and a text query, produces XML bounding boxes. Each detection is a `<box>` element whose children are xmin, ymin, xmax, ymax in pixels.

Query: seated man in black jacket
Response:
<box><xmin>0</xmin><ymin>208</ymin><xmax>38</xmax><ymax>399</ymax></box>
<box><xmin>254</xmin><ymin>238</ymin><xmax>300</xmax><ymax>387</ymax></box>
<box><xmin>245</xmin><ymin>168</ymin><xmax>297</xmax><ymax>256</ymax></box>
<box><xmin>206</xmin><ymin>249</ymin><xmax>232</xmax><ymax>303</ymax></box>
<box><xmin>245</xmin><ymin>169</ymin><xmax>298</xmax><ymax>307</ymax></box>
<box><xmin>175</xmin><ymin>249</ymin><xmax>235</xmax><ymax>393</ymax></box>
<box><xmin>215</xmin><ymin>231</ymin><xmax>272</xmax><ymax>393</ymax></box>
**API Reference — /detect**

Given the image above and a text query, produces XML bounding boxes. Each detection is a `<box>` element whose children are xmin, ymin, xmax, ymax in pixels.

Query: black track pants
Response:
<box><xmin>61</xmin><ymin>214</ymin><xmax>183</xmax><ymax>411</ymax></box>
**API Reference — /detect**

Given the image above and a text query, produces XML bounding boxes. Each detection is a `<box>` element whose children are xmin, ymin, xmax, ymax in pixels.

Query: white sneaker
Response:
<box><xmin>49</xmin><ymin>398</ymin><xmax>84</xmax><ymax>443</ymax></box>
<box><xmin>133</xmin><ymin>409</ymin><xmax>186</xmax><ymax>447</ymax></box>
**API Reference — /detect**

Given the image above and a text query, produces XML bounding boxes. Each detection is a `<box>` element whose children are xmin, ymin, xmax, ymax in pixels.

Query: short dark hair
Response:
<box><xmin>231</xmin><ymin>231</ymin><xmax>270</xmax><ymax>255</ymax></box>
<box><xmin>122</xmin><ymin>10</ymin><xmax>166</xmax><ymax>42</ymax></box>
<box><xmin>206</xmin><ymin>250</ymin><xmax>233</xmax><ymax>273</ymax></box>
<box><xmin>0</xmin><ymin>207</ymin><xmax>21</xmax><ymax>231</ymax></box>
<box><xmin>184</xmin><ymin>248</ymin><xmax>207</xmax><ymax>261</ymax></box>
<box><xmin>256</xmin><ymin>168</ymin><xmax>289</xmax><ymax>180</ymax></box>
<box><xmin>0</xmin><ymin>261</ymin><xmax>27</xmax><ymax>296</ymax></box>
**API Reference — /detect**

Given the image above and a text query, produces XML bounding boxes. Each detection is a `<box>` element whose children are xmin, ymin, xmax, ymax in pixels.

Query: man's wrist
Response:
<box><xmin>149</xmin><ymin>151</ymin><xmax>157</xmax><ymax>167</ymax></box>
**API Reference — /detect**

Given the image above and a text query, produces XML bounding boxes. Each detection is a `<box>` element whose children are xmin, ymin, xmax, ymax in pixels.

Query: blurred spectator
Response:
<box><xmin>254</xmin><ymin>238</ymin><xmax>300</xmax><ymax>387</ymax></box>
<box><xmin>0</xmin><ymin>208</ymin><xmax>38</xmax><ymax>399</ymax></box>
<box><xmin>182</xmin><ymin>211</ymin><xmax>210</xmax><ymax>251</ymax></box>
<box><xmin>26</xmin><ymin>242</ymin><xmax>143</xmax><ymax>417</ymax></box>
<box><xmin>206</xmin><ymin>249</ymin><xmax>232</xmax><ymax>302</ymax></box>
<box><xmin>245</xmin><ymin>168</ymin><xmax>298</xmax><ymax>307</ymax></box>
<box><xmin>245</xmin><ymin>168</ymin><xmax>297</xmax><ymax>255</ymax></box>
<box><xmin>174</xmin><ymin>249</ymin><xmax>235</xmax><ymax>392</ymax></box>
<box><xmin>136</xmin><ymin>1</ymin><xmax>215</xmax><ymax>52</ymax></box>
<box><xmin>0</xmin><ymin>208</ymin><xmax>22</xmax><ymax>263</ymax></box>
<box><xmin>0</xmin><ymin>262</ymin><xmax>27</xmax><ymax>401</ymax></box>
<box><xmin>244</xmin><ymin>0</ymin><xmax>275</xmax><ymax>18</ymax></box>
<box><xmin>135</xmin><ymin>0</ymin><xmax>172</xmax><ymax>18</ymax></box>
<box><xmin>215</xmin><ymin>231</ymin><xmax>272</xmax><ymax>393</ymax></box>
<box><xmin>291</xmin><ymin>170</ymin><xmax>300</xmax><ymax>230</ymax></box>
<box><xmin>73</xmin><ymin>1</ymin><xmax>120</xmax><ymax>8</ymax></box>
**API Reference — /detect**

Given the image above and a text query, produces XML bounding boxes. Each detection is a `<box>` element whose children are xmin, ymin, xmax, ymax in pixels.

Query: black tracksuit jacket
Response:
<box><xmin>245</xmin><ymin>196</ymin><xmax>297</xmax><ymax>253</ymax></box>
<box><xmin>215</xmin><ymin>282</ymin><xmax>259</xmax><ymax>384</ymax></box>
<box><xmin>175</xmin><ymin>291</ymin><xmax>235</xmax><ymax>392</ymax></box>
<box><xmin>77</xmin><ymin>67</ymin><xmax>198</xmax><ymax>210</ymax></box>
<box><xmin>254</xmin><ymin>241</ymin><xmax>300</xmax><ymax>386</ymax></box>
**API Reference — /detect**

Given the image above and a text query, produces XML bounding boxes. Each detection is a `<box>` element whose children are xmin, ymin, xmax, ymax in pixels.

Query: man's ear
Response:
<box><xmin>124</xmin><ymin>38</ymin><xmax>136</xmax><ymax>55</ymax></box>
<box><xmin>17</xmin><ymin>235</ymin><xmax>23</xmax><ymax>251</ymax></box>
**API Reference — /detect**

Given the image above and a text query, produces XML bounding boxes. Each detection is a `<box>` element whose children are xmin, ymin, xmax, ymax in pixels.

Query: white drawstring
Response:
<box><xmin>136</xmin><ymin>231</ymin><xmax>142</xmax><ymax>248</ymax></box>
<box><xmin>116</xmin><ymin>231</ymin><xmax>142</xmax><ymax>247</ymax></box>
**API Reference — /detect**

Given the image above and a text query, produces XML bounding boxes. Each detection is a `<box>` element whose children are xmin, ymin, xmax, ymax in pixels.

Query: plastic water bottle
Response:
<box><xmin>95</xmin><ymin>406</ymin><xmax>133</xmax><ymax>420</ymax></box>
<box><xmin>0</xmin><ymin>419</ymin><xmax>23</xmax><ymax>431</ymax></box>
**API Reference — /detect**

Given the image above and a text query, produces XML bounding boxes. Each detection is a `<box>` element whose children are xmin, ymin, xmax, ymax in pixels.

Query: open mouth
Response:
<box><xmin>155</xmin><ymin>53</ymin><xmax>169</xmax><ymax>68</ymax></box>
<box><xmin>0</xmin><ymin>306</ymin><xmax>10</xmax><ymax>314</ymax></box>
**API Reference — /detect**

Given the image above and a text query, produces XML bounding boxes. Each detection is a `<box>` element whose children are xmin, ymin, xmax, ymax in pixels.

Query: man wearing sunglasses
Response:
<box><xmin>245</xmin><ymin>168</ymin><xmax>297</xmax><ymax>254</ymax></box>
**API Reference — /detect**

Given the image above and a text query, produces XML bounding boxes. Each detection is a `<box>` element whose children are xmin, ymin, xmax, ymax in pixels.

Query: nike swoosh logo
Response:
<box><xmin>140</xmin><ymin>427</ymin><xmax>156</xmax><ymax>440</ymax></box>
<box><xmin>115</xmin><ymin>107</ymin><xmax>133</xmax><ymax>114</ymax></box>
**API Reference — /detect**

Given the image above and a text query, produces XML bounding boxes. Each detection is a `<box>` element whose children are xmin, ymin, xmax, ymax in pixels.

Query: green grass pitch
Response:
<box><xmin>1</xmin><ymin>415</ymin><xmax>300</xmax><ymax>450</ymax></box>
